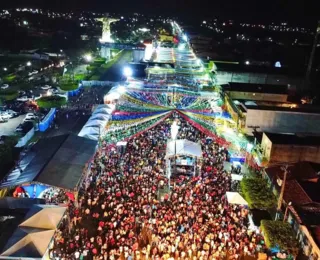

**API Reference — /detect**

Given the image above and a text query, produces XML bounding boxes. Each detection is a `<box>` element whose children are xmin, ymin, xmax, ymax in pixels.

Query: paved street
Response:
<box><xmin>100</xmin><ymin>51</ymin><xmax>132</xmax><ymax>81</ymax></box>
<box><xmin>0</xmin><ymin>115</ymin><xmax>25</xmax><ymax>136</ymax></box>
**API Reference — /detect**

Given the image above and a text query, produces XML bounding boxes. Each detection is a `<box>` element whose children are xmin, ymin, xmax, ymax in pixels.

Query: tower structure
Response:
<box><xmin>96</xmin><ymin>17</ymin><xmax>119</xmax><ymax>59</ymax></box>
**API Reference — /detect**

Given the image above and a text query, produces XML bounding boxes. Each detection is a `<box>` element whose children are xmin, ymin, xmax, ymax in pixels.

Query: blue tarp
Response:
<box><xmin>38</xmin><ymin>108</ymin><xmax>56</xmax><ymax>132</ymax></box>
<box><xmin>22</xmin><ymin>183</ymin><xmax>50</xmax><ymax>198</ymax></box>
<box><xmin>68</xmin><ymin>83</ymin><xmax>83</xmax><ymax>97</ymax></box>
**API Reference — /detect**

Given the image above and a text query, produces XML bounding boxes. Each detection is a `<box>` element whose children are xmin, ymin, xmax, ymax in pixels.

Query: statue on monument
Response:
<box><xmin>96</xmin><ymin>17</ymin><xmax>119</xmax><ymax>42</ymax></box>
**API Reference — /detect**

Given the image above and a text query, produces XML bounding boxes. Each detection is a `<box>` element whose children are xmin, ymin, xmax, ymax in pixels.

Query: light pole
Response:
<box><xmin>283</xmin><ymin>201</ymin><xmax>292</xmax><ymax>222</ymax></box>
<box><xmin>170</xmin><ymin>120</ymin><xmax>179</xmax><ymax>189</ymax></box>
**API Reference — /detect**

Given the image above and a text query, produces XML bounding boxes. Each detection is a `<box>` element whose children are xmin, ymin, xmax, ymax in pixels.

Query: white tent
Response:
<box><xmin>166</xmin><ymin>139</ymin><xmax>202</xmax><ymax>158</ymax></box>
<box><xmin>226</xmin><ymin>192</ymin><xmax>248</xmax><ymax>205</ymax></box>
<box><xmin>78</xmin><ymin>104</ymin><xmax>115</xmax><ymax>141</ymax></box>
<box><xmin>231</xmin><ymin>174</ymin><xmax>243</xmax><ymax>182</ymax></box>
<box><xmin>0</xmin><ymin>205</ymin><xmax>66</xmax><ymax>260</ymax></box>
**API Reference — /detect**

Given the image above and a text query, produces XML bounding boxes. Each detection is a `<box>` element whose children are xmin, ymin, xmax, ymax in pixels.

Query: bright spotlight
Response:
<box><xmin>123</xmin><ymin>66</ymin><xmax>133</xmax><ymax>77</ymax></box>
<box><xmin>245</xmin><ymin>60</ymin><xmax>250</xmax><ymax>65</ymax></box>
<box><xmin>26</xmin><ymin>61</ymin><xmax>31</xmax><ymax>66</ymax></box>
<box><xmin>118</xmin><ymin>85</ymin><xmax>126</xmax><ymax>94</ymax></box>
<box><xmin>84</xmin><ymin>54</ymin><xmax>92</xmax><ymax>62</ymax></box>
<box><xmin>3</xmin><ymin>67</ymin><xmax>7</xmax><ymax>71</ymax></box>
<box><xmin>182</xmin><ymin>34</ymin><xmax>188</xmax><ymax>42</ymax></box>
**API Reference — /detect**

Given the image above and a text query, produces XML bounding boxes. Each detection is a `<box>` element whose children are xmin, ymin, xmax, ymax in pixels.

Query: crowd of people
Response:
<box><xmin>51</xmin><ymin>112</ymin><xmax>265</xmax><ymax>260</ymax></box>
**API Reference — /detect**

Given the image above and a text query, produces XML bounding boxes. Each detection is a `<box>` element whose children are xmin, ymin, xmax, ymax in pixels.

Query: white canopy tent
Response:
<box><xmin>0</xmin><ymin>205</ymin><xmax>66</xmax><ymax>260</ymax></box>
<box><xmin>78</xmin><ymin>104</ymin><xmax>115</xmax><ymax>141</ymax></box>
<box><xmin>226</xmin><ymin>192</ymin><xmax>248</xmax><ymax>205</ymax></box>
<box><xmin>231</xmin><ymin>174</ymin><xmax>243</xmax><ymax>182</ymax></box>
<box><xmin>166</xmin><ymin>139</ymin><xmax>202</xmax><ymax>158</ymax></box>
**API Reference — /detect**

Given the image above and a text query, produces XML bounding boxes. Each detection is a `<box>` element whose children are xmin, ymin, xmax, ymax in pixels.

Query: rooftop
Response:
<box><xmin>224</xmin><ymin>83</ymin><xmax>288</xmax><ymax>95</ymax></box>
<box><xmin>0</xmin><ymin>134</ymin><xmax>97</xmax><ymax>190</ymax></box>
<box><xmin>215</xmin><ymin>63</ymin><xmax>304</xmax><ymax>77</ymax></box>
<box><xmin>266</xmin><ymin>161</ymin><xmax>320</xmax><ymax>181</ymax></box>
<box><xmin>265</xmin><ymin>132</ymin><xmax>320</xmax><ymax>146</ymax></box>
<box><xmin>245</xmin><ymin>103</ymin><xmax>320</xmax><ymax>113</ymax></box>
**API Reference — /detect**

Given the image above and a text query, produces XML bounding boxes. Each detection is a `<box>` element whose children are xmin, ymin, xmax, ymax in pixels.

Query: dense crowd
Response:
<box><xmin>51</xmin><ymin>113</ymin><xmax>265</xmax><ymax>260</ymax></box>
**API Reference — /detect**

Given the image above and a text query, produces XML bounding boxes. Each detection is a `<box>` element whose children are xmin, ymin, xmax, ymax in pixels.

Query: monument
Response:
<box><xmin>96</xmin><ymin>17</ymin><xmax>119</xmax><ymax>59</ymax></box>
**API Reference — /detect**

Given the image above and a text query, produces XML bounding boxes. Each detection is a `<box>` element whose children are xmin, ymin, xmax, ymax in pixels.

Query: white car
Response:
<box><xmin>23</xmin><ymin>118</ymin><xmax>36</xmax><ymax>123</ymax></box>
<box><xmin>6</xmin><ymin>110</ymin><xmax>18</xmax><ymax>117</ymax></box>
<box><xmin>25</xmin><ymin>113</ymin><xmax>38</xmax><ymax>120</ymax></box>
<box><xmin>41</xmin><ymin>85</ymin><xmax>51</xmax><ymax>90</ymax></box>
<box><xmin>1</xmin><ymin>84</ymin><xmax>9</xmax><ymax>89</ymax></box>
<box><xmin>0</xmin><ymin>112</ymin><xmax>12</xmax><ymax>119</ymax></box>
<box><xmin>16</xmin><ymin>96</ymin><xmax>29</xmax><ymax>102</ymax></box>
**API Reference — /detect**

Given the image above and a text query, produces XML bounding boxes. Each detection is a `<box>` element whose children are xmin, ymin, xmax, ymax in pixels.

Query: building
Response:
<box><xmin>223</xmin><ymin>83</ymin><xmax>288</xmax><ymax>102</ymax></box>
<box><xmin>264</xmin><ymin>162</ymin><xmax>320</xmax><ymax>258</ymax></box>
<box><xmin>261</xmin><ymin>132</ymin><xmax>320</xmax><ymax>164</ymax></box>
<box><xmin>215</xmin><ymin>63</ymin><xmax>305</xmax><ymax>90</ymax></box>
<box><xmin>225</xmin><ymin>98</ymin><xmax>320</xmax><ymax>134</ymax></box>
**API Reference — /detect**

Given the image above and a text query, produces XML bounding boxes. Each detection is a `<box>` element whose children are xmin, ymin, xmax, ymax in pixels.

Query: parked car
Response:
<box><xmin>15</xmin><ymin>124</ymin><xmax>23</xmax><ymax>132</ymax></box>
<box><xmin>23</xmin><ymin>118</ymin><xmax>36</xmax><ymax>123</ymax></box>
<box><xmin>16</xmin><ymin>96</ymin><xmax>29</xmax><ymax>102</ymax></box>
<box><xmin>5</xmin><ymin>110</ymin><xmax>19</xmax><ymax>118</ymax></box>
<box><xmin>25</xmin><ymin>113</ymin><xmax>38</xmax><ymax>120</ymax></box>
<box><xmin>0</xmin><ymin>116</ymin><xmax>8</xmax><ymax>123</ymax></box>
<box><xmin>0</xmin><ymin>112</ymin><xmax>12</xmax><ymax>120</ymax></box>
<box><xmin>1</xmin><ymin>84</ymin><xmax>9</xmax><ymax>89</ymax></box>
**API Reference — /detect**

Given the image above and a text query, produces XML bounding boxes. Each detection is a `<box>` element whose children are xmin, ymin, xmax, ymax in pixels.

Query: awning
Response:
<box><xmin>226</xmin><ymin>192</ymin><xmax>248</xmax><ymax>205</ymax></box>
<box><xmin>166</xmin><ymin>139</ymin><xmax>202</xmax><ymax>158</ymax></box>
<box><xmin>231</xmin><ymin>174</ymin><xmax>243</xmax><ymax>181</ymax></box>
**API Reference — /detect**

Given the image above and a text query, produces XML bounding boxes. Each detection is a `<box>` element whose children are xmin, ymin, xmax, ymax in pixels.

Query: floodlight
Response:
<box><xmin>123</xmin><ymin>66</ymin><xmax>133</xmax><ymax>77</ymax></box>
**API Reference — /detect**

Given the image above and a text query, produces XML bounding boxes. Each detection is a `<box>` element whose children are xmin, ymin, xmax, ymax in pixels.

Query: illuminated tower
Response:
<box><xmin>96</xmin><ymin>17</ymin><xmax>119</xmax><ymax>59</ymax></box>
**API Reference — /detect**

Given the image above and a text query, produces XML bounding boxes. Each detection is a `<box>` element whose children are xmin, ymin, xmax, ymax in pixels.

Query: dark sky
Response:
<box><xmin>1</xmin><ymin>0</ymin><xmax>319</xmax><ymax>25</ymax></box>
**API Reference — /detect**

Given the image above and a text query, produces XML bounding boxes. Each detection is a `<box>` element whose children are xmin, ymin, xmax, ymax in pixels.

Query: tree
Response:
<box><xmin>36</xmin><ymin>96</ymin><xmax>67</xmax><ymax>108</ymax></box>
<box><xmin>240</xmin><ymin>177</ymin><xmax>277</xmax><ymax>209</ymax></box>
<box><xmin>261</xmin><ymin>220</ymin><xmax>299</xmax><ymax>257</ymax></box>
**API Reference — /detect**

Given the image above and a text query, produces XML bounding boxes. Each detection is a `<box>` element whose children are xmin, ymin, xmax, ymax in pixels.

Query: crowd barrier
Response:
<box><xmin>39</xmin><ymin>108</ymin><xmax>56</xmax><ymax>132</ymax></box>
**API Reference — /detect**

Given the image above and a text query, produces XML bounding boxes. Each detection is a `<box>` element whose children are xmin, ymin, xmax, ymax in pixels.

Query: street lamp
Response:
<box><xmin>26</xmin><ymin>61</ymin><xmax>31</xmax><ymax>67</ymax></box>
<box><xmin>283</xmin><ymin>201</ymin><xmax>292</xmax><ymax>222</ymax></box>
<box><xmin>170</xmin><ymin>120</ymin><xmax>179</xmax><ymax>189</ymax></box>
<box><xmin>84</xmin><ymin>54</ymin><xmax>92</xmax><ymax>62</ymax></box>
<box><xmin>245</xmin><ymin>60</ymin><xmax>250</xmax><ymax>65</ymax></box>
<box><xmin>123</xmin><ymin>66</ymin><xmax>133</xmax><ymax>78</ymax></box>
<box><xmin>3</xmin><ymin>67</ymin><xmax>7</xmax><ymax>71</ymax></box>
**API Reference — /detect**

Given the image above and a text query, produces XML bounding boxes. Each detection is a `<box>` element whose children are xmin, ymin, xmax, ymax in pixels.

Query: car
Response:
<box><xmin>16</xmin><ymin>96</ymin><xmax>29</xmax><ymax>102</ymax></box>
<box><xmin>23</xmin><ymin>118</ymin><xmax>36</xmax><ymax>123</ymax></box>
<box><xmin>1</xmin><ymin>84</ymin><xmax>9</xmax><ymax>89</ymax></box>
<box><xmin>5</xmin><ymin>110</ymin><xmax>19</xmax><ymax>118</ymax></box>
<box><xmin>0</xmin><ymin>112</ymin><xmax>12</xmax><ymax>120</ymax></box>
<box><xmin>0</xmin><ymin>116</ymin><xmax>8</xmax><ymax>123</ymax></box>
<box><xmin>41</xmin><ymin>85</ymin><xmax>51</xmax><ymax>90</ymax></box>
<box><xmin>25</xmin><ymin>113</ymin><xmax>38</xmax><ymax>120</ymax></box>
<box><xmin>15</xmin><ymin>124</ymin><xmax>23</xmax><ymax>132</ymax></box>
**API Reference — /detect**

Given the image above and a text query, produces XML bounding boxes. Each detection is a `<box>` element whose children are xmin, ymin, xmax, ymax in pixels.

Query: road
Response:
<box><xmin>0</xmin><ymin>115</ymin><xmax>25</xmax><ymax>136</ymax></box>
<box><xmin>100</xmin><ymin>51</ymin><xmax>132</xmax><ymax>81</ymax></box>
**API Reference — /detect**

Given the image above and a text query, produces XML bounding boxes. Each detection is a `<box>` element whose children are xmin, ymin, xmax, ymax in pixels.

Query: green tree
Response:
<box><xmin>240</xmin><ymin>177</ymin><xmax>277</xmax><ymax>209</ymax></box>
<box><xmin>261</xmin><ymin>220</ymin><xmax>299</xmax><ymax>257</ymax></box>
<box><xmin>36</xmin><ymin>96</ymin><xmax>67</xmax><ymax>108</ymax></box>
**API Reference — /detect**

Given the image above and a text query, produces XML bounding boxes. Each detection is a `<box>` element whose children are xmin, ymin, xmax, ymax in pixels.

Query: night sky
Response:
<box><xmin>1</xmin><ymin>0</ymin><xmax>319</xmax><ymax>25</ymax></box>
